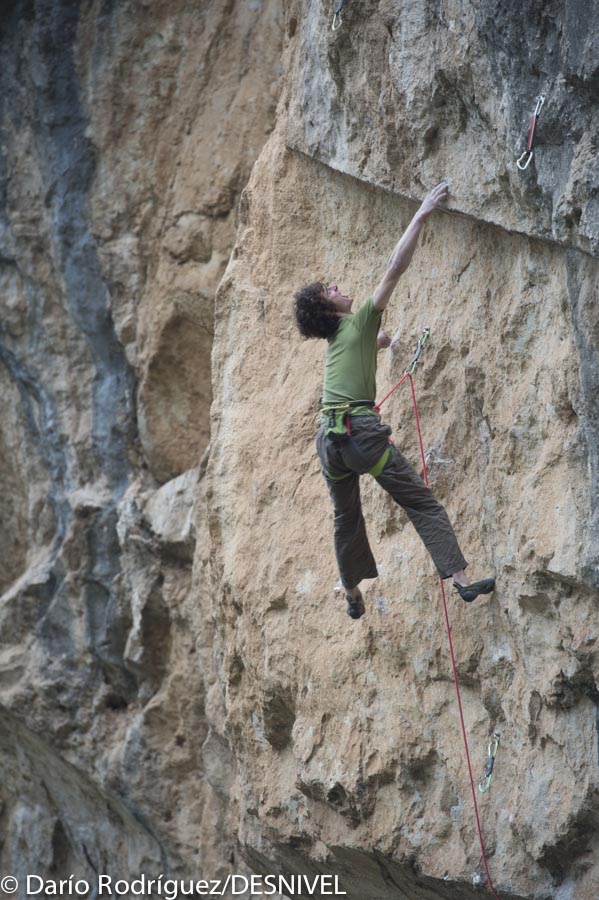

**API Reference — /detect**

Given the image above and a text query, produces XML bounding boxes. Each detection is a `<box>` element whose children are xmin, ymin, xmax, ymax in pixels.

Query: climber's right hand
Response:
<box><xmin>418</xmin><ymin>181</ymin><xmax>449</xmax><ymax>220</ymax></box>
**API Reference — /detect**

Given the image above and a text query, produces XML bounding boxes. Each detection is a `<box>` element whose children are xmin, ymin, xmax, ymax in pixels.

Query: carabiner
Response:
<box><xmin>407</xmin><ymin>327</ymin><xmax>430</xmax><ymax>375</ymax></box>
<box><xmin>332</xmin><ymin>0</ymin><xmax>344</xmax><ymax>30</ymax></box>
<box><xmin>533</xmin><ymin>94</ymin><xmax>545</xmax><ymax>118</ymax></box>
<box><xmin>516</xmin><ymin>150</ymin><xmax>533</xmax><ymax>171</ymax></box>
<box><xmin>488</xmin><ymin>733</ymin><xmax>500</xmax><ymax>758</ymax></box>
<box><xmin>478</xmin><ymin>732</ymin><xmax>500</xmax><ymax>793</ymax></box>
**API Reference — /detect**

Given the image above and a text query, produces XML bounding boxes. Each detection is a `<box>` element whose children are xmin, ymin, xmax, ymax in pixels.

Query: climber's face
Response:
<box><xmin>324</xmin><ymin>283</ymin><xmax>353</xmax><ymax>315</ymax></box>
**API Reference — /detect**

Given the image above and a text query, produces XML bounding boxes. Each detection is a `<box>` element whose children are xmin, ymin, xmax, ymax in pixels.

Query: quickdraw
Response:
<box><xmin>374</xmin><ymin>327</ymin><xmax>430</xmax><ymax>412</ymax></box>
<box><xmin>516</xmin><ymin>94</ymin><xmax>545</xmax><ymax>171</ymax></box>
<box><xmin>479</xmin><ymin>732</ymin><xmax>500</xmax><ymax>793</ymax></box>
<box><xmin>407</xmin><ymin>327</ymin><xmax>430</xmax><ymax>376</ymax></box>
<box><xmin>332</xmin><ymin>0</ymin><xmax>344</xmax><ymax>31</ymax></box>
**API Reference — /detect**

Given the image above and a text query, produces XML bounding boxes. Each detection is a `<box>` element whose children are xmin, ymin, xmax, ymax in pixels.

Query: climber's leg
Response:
<box><xmin>323</xmin><ymin>472</ymin><xmax>379</xmax><ymax>591</ymax></box>
<box><xmin>374</xmin><ymin>444</ymin><xmax>468</xmax><ymax>578</ymax></box>
<box><xmin>316</xmin><ymin>424</ymin><xmax>379</xmax><ymax>594</ymax></box>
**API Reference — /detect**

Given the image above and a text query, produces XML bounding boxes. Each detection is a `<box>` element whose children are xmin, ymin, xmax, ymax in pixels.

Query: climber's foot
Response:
<box><xmin>345</xmin><ymin>588</ymin><xmax>365</xmax><ymax>619</ymax></box>
<box><xmin>453</xmin><ymin>577</ymin><xmax>496</xmax><ymax>603</ymax></box>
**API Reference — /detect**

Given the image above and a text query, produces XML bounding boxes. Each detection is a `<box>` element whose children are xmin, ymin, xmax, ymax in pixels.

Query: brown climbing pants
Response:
<box><xmin>316</xmin><ymin>415</ymin><xmax>468</xmax><ymax>589</ymax></box>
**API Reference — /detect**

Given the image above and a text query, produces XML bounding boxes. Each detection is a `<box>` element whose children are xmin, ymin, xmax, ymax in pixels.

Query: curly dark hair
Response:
<box><xmin>293</xmin><ymin>282</ymin><xmax>341</xmax><ymax>339</ymax></box>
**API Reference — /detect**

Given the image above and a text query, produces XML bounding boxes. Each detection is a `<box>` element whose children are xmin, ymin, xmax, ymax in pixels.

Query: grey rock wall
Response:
<box><xmin>287</xmin><ymin>0</ymin><xmax>599</xmax><ymax>254</ymax></box>
<box><xmin>1</xmin><ymin>0</ymin><xmax>598</xmax><ymax>899</ymax></box>
<box><xmin>0</xmin><ymin>0</ymin><xmax>283</xmax><ymax>886</ymax></box>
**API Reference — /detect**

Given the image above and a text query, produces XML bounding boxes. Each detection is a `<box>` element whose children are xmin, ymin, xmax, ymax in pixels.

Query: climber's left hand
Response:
<box><xmin>377</xmin><ymin>329</ymin><xmax>392</xmax><ymax>350</ymax></box>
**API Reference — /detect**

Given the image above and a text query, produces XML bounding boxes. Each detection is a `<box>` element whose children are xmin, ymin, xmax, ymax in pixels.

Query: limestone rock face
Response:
<box><xmin>205</xmin><ymin>4</ymin><xmax>599</xmax><ymax>899</ymax></box>
<box><xmin>0</xmin><ymin>0</ymin><xmax>282</xmax><ymax>883</ymax></box>
<box><xmin>1</xmin><ymin>1</ymin><xmax>599</xmax><ymax>899</ymax></box>
<box><xmin>286</xmin><ymin>0</ymin><xmax>599</xmax><ymax>255</ymax></box>
<box><xmin>76</xmin><ymin>0</ymin><xmax>282</xmax><ymax>483</ymax></box>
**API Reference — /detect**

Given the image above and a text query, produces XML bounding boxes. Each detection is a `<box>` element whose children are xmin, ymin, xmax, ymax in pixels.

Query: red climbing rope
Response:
<box><xmin>373</xmin><ymin>371</ymin><xmax>409</xmax><ymax>412</ymax></box>
<box><xmin>374</xmin><ymin>328</ymin><xmax>429</xmax><ymax>413</ymax></box>
<box><xmin>406</xmin><ymin>371</ymin><xmax>503</xmax><ymax>900</ymax></box>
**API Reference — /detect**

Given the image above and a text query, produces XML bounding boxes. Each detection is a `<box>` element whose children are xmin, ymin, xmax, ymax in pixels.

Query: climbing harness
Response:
<box><xmin>379</xmin><ymin>331</ymin><xmax>504</xmax><ymax>900</ymax></box>
<box><xmin>516</xmin><ymin>94</ymin><xmax>545</xmax><ymax>171</ymax></box>
<box><xmin>320</xmin><ymin>399</ymin><xmax>376</xmax><ymax>437</ymax></box>
<box><xmin>331</xmin><ymin>0</ymin><xmax>344</xmax><ymax>31</ymax></box>
<box><xmin>479</xmin><ymin>733</ymin><xmax>500</xmax><ymax>794</ymax></box>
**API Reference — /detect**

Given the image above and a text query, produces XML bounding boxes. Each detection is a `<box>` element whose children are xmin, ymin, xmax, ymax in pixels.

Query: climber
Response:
<box><xmin>294</xmin><ymin>181</ymin><xmax>495</xmax><ymax>619</ymax></box>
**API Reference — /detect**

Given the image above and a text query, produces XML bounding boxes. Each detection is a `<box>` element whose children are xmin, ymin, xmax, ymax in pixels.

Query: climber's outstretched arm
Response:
<box><xmin>373</xmin><ymin>181</ymin><xmax>449</xmax><ymax>311</ymax></box>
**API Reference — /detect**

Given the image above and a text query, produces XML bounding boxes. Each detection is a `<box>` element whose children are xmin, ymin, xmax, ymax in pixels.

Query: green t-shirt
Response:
<box><xmin>322</xmin><ymin>296</ymin><xmax>382</xmax><ymax>406</ymax></box>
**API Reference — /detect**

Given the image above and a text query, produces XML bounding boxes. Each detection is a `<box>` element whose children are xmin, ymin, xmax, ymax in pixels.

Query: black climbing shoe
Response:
<box><xmin>453</xmin><ymin>577</ymin><xmax>496</xmax><ymax>603</ymax></box>
<box><xmin>346</xmin><ymin>589</ymin><xmax>365</xmax><ymax>619</ymax></box>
